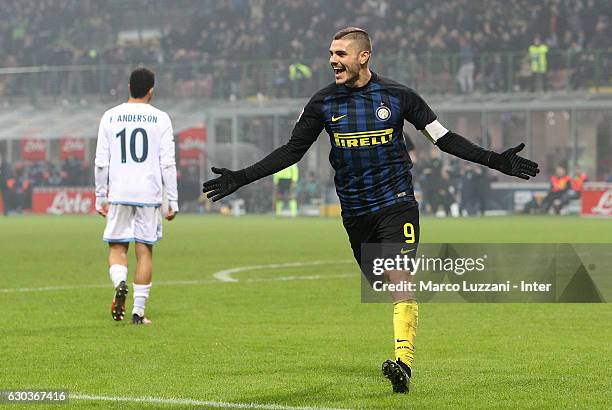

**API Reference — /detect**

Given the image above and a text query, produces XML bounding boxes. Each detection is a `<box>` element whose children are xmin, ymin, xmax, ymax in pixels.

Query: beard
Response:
<box><xmin>335</xmin><ymin>64</ymin><xmax>360</xmax><ymax>85</ymax></box>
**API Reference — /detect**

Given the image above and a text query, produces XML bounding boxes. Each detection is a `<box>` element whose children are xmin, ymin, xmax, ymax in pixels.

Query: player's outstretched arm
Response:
<box><xmin>435</xmin><ymin>132</ymin><xmax>540</xmax><ymax>180</ymax></box>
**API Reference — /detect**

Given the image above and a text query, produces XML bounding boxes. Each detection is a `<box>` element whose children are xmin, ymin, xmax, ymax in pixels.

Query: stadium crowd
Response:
<box><xmin>0</xmin><ymin>157</ymin><xmax>90</xmax><ymax>214</ymax></box>
<box><xmin>0</xmin><ymin>0</ymin><xmax>610</xmax><ymax>98</ymax></box>
<box><xmin>2</xmin><ymin>0</ymin><xmax>610</xmax><ymax>64</ymax></box>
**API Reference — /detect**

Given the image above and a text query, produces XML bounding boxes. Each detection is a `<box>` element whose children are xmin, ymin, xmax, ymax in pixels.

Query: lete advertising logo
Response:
<box><xmin>592</xmin><ymin>190</ymin><xmax>612</xmax><ymax>216</ymax></box>
<box><xmin>60</xmin><ymin>138</ymin><xmax>86</xmax><ymax>160</ymax></box>
<box><xmin>21</xmin><ymin>138</ymin><xmax>48</xmax><ymax>160</ymax></box>
<box><xmin>32</xmin><ymin>189</ymin><xmax>95</xmax><ymax>215</ymax></box>
<box><xmin>179</xmin><ymin>136</ymin><xmax>205</xmax><ymax>151</ymax></box>
<box><xmin>178</xmin><ymin>127</ymin><xmax>206</xmax><ymax>159</ymax></box>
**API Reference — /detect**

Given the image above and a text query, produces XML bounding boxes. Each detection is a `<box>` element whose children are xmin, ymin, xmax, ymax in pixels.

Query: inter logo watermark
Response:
<box><xmin>360</xmin><ymin>243</ymin><xmax>609</xmax><ymax>303</ymax></box>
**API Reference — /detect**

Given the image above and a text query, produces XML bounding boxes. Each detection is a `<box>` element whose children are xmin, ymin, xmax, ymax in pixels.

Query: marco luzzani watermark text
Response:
<box><xmin>360</xmin><ymin>244</ymin><xmax>609</xmax><ymax>303</ymax></box>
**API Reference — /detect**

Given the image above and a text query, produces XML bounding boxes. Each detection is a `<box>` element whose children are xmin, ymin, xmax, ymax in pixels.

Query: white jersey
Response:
<box><xmin>95</xmin><ymin>102</ymin><xmax>176</xmax><ymax>206</ymax></box>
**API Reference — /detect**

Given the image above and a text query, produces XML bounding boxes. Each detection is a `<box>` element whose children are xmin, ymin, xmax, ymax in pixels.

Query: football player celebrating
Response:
<box><xmin>202</xmin><ymin>28</ymin><xmax>539</xmax><ymax>393</ymax></box>
<box><xmin>95</xmin><ymin>68</ymin><xmax>179</xmax><ymax>325</ymax></box>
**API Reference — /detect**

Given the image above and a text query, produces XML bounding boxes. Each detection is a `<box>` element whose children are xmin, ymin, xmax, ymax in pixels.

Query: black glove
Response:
<box><xmin>488</xmin><ymin>143</ymin><xmax>540</xmax><ymax>180</ymax></box>
<box><xmin>202</xmin><ymin>167</ymin><xmax>248</xmax><ymax>202</ymax></box>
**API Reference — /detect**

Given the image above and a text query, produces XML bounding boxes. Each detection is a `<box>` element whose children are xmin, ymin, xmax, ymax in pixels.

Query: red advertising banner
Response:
<box><xmin>21</xmin><ymin>138</ymin><xmax>48</xmax><ymax>161</ymax></box>
<box><xmin>60</xmin><ymin>138</ymin><xmax>86</xmax><ymax>160</ymax></box>
<box><xmin>581</xmin><ymin>182</ymin><xmax>612</xmax><ymax>217</ymax></box>
<box><xmin>32</xmin><ymin>187</ymin><xmax>96</xmax><ymax>215</ymax></box>
<box><xmin>178</xmin><ymin>127</ymin><xmax>206</xmax><ymax>161</ymax></box>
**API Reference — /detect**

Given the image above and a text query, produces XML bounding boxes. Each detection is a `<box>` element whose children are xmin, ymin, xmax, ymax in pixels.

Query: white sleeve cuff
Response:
<box><xmin>161</xmin><ymin>165</ymin><xmax>178</xmax><ymax>202</ymax></box>
<box><xmin>95</xmin><ymin>196</ymin><xmax>108</xmax><ymax>212</ymax></box>
<box><xmin>168</xmin><ymin>200</ymin><xmax>179</xmax><ymax>213</ymax></box>
<box><xmin>94</xmin><ymin>166</ymin><xmax>109</xmax><ymax>197</ymax></box>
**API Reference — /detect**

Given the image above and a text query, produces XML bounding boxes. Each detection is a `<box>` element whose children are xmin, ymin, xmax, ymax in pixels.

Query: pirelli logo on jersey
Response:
<box><xmin>333</xmin><ymin>128</ymin><xmax>394</xmax><ymax>148</ymax></box>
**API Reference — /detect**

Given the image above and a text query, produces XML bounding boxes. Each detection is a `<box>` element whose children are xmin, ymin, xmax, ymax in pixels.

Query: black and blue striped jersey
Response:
<box><xmin>245</xmin><ymin>72</ymin><xmax>437</xmax><ymax>216</ymax></box>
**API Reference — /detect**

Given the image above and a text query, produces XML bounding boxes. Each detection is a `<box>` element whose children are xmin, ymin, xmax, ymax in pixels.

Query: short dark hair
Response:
<box><xmin>333</xmin><ymin>27</ymin><xmax>372</xmax><ymax>52</ymax></box>
<box><xmin>129</xmin><ymin>68</ymin><xmax>155</xmax><ymax>98</ymax></box>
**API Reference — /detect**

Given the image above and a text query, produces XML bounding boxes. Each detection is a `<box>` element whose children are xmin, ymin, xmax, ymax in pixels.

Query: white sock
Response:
<box><xmin>109</xmin><ymin>265</ymin><xmax>128</xmax><ymax>289</ymax></box>
<box><xmin>132</xmin><ymin>283</ymin><xmax>152</xmax><ymax>317</ymax></box>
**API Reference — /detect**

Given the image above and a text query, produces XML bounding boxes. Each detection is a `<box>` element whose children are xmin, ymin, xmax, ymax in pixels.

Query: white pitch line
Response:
<box><xmin>0</xmin><ymin>283</ymin><xmax>109</xmax><ymax>293</ymax></box>
<box><xmin>0</xmin><ymin>262</ymin><xmax>356</xmax><ymax>294</ymax></box>
<box><xmin>213</xmin><ymin>260</ymin><xmax>354</xmax><ymax>282</ymax></box>
<box><xmin>70</xmin><ymin>393</ymin><xmax>347</xmax><ymax>410</ymax></box>
<box><xmin>0</xmin><ymin>274</ymin><xmax>354</xmax><ymax>294</ymax></box>
<box><xmin>246</xmin><ymin>273</ymin><xmax>353</xmax><ymax>283</ymax></box>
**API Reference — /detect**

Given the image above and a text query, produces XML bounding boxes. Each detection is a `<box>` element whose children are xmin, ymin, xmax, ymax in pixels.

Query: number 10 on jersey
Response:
<box><xmin>116</xmin><ymin>128</ymin><xmax>148</xmax><ymax>163</ymax></box>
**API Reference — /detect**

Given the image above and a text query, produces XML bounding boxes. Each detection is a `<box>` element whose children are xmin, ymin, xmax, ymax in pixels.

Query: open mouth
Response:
<box><xmin>333</xmin><ymin>66</ymin><xmax>346</xmax><ymax>77</ymax></box>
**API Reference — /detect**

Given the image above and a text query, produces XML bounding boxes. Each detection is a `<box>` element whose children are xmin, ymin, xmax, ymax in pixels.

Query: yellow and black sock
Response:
<box><xmin>393</xmin><ymin>300</ymin><xmax>418</xmax><ymax>369</ymax></box>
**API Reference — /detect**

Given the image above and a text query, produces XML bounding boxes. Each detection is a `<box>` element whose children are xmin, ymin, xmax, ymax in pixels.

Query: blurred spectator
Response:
<box><xmin>62</xmin><ymin>157</ymin><xmax>88</xmax><ymax>186</ymax></box>
<box><xmin>296</xmin><ymin>171</ymin><xmax>321</xmax><ymax>205</ymax></box>
<box><xmin>460</xmin><ymin>163</ymin><xmax>487</xmax><ymax>215</ymax></box>
<box><xmin>419</xmin><ymin>148</ymin><xmax>441</xmax><ymax>214</ymax></box>
<box><xmin>558</xmin><ymin>166</ymin><xmax>588</xmax><ymax>212</ymax></box>
<box><xmin>273</xmin><ymin>163</ymin><xmax>299</xmax><ymax>216</ymax></box>
<box><xmin>529</xmin><ymin>34</ymin><xmax>549</xmax><ymax>91</ymax></box>
<box><xmin>177</xmin><ymin>165</ymin><xmax>201</xmax><ymax>212</ymax></box>
<box><xmin>540</xmin><ymin>165</ymin><xmax>571</xmax><ymax>214</ymax></box>
<box><xmin>13</xmin><ymin>165</ymin><xmax>32</xmax><ymax>212</ymax></box>
<box><xmin>437</xmin><ymin>166</ymin><xmax>458</xmax><ymax>216</ymax></box>
<box><xmin>0</xmin><ymin>155</ymin><xmax>10</xmax><ymax>215</ymax></box>
<box><xmin>456</xmin><ymin>36</ymin><xmax>475</xmax><ymax>93</ymax></box>
<box><xmin>420</xmin><ymin>148</ymin><xmax>459</xmax><ymax>215</ymax></box>
<box><xmin>484</xmin><ymin>54</ymin><xmax>506</xmax><ymax>92</ymax></box>
<box><xmin>4</xmin><ymin>175</ymin><xmax>17</xmax><ymax>214</ymax></box>
<box><xmin>589</xmin><ymin>21</ymin><xmax>611</xmax><ymax>86</ymax></box>
<box><xmin>289</xmin><ymin>61</ymin><xmax>313</xmax><ymax>96</ymax></box>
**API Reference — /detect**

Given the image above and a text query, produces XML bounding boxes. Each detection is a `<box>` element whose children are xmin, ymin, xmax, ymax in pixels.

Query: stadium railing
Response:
<box><xmin>0</xmin><ymin>49</ymin><xmax>609</xmax><ymax>103</ymax></box>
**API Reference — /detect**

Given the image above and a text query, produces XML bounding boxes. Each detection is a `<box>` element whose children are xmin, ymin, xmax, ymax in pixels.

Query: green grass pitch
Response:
<box><xmin>1</xmin><ymin>215</ymin><xmax>611</xmax><ymax>409</ymax></box>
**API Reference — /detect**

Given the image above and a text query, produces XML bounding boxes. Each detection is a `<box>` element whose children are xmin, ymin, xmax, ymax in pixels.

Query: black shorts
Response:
<box><xmin>276</xmin><ymin>178</ymin><xmax>292</xmax><ymax>195</ymax></box>
<box><xmin>342</xmin><ymin>201</ymin><xmax>420</xmax><ymax>282</ymax></box>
